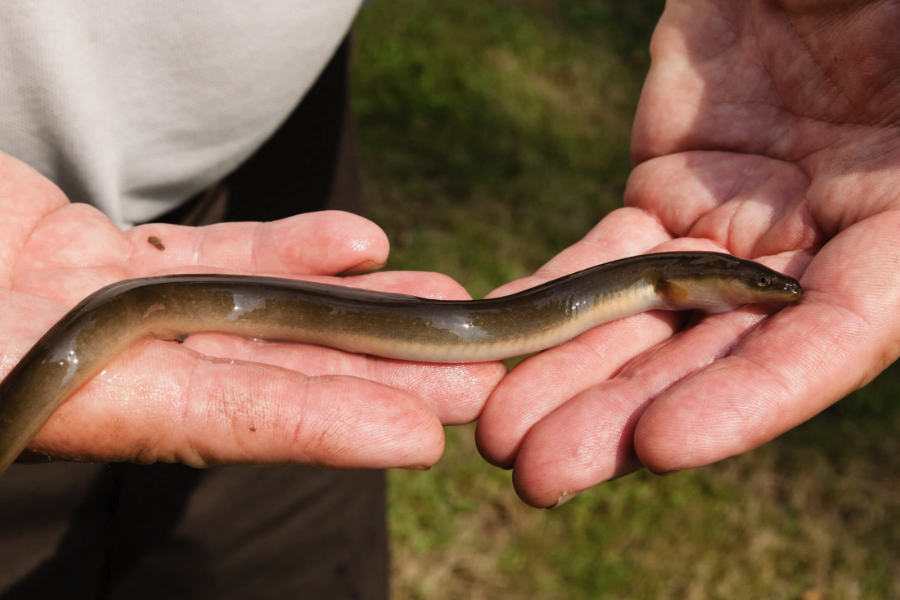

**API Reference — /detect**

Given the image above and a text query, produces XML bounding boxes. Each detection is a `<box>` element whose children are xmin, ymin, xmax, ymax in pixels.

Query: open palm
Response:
<box><xmin>477</xmin><ymin>0</ymin><xmax>900</xmax><ymax>507</ymax></box>
<box><xmin>0</xmin><ymin>153</ymin><xmax>504</xmax><ymax>471</ymax></box>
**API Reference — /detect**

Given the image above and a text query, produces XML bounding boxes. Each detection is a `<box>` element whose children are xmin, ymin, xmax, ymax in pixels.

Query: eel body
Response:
<box><xmin>0</xmin><ymin>252</ymin><xmax>802</xmax><ymax>477</ymax></box>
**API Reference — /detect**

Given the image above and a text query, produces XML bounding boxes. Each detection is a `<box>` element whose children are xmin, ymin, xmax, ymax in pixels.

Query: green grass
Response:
<box><xmin>353</xmin><ymin>0</ymin><xmax>653</xmax><ymax>295</ymax></box>
<box><xmin>351</xmin><ymin>1</ymin><xmax>900</xmax><ymax>598</ymax></box>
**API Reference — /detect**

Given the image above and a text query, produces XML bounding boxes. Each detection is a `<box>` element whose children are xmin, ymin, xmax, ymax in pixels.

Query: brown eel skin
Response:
<box><xmin>0</xmin><ymin>252</ymin><xmax>802</xmax><ymax>478</ymax></box>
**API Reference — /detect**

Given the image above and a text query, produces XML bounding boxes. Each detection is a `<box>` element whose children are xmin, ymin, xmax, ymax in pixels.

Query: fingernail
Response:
<box><xmin>400</xmin><ymin>465</ymin><xmax>432</xmax><ymax>472</ymax></box>
<box><xmin>546</xmin><ymin>490</ymin><xmax>581</xmax><ymax>509</ymax></box>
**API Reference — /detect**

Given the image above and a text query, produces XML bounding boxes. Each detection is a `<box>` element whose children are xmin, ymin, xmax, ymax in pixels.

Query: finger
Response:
<box><xmin>126</xmin><ymin>210</ymin><xmax>390</xmax><ymax>277</ymax></box>
<box><xmin>509</xmin><ymin>300</ymin><xmax>787</xmax><ymax>508</ymax></box>
<box><xmin>625</xmin><ymin>152</ymin><xmax>823</xmax><ymax>257</ymax></box>
<box><xmin>486</xmin><ymin>207</ymin><xmax>672</xmax><ymax>298</ymax></box>
<box><xmin>14</xmin><ymin>208</ymin><xmax>390</xmax><ymax>305</ymax></box>
<box><xmin>507</xmin><ymin>251</ymin><xmax>809</xmax><ymax>507</ymax></box>
<box><xmin>635</xmin><ymin>214</ymin><xmax>900</xmax><ymax>473</ymax></box>
<box><xmin>181</xmin><ymin>334</ymin><xmax>503</xmax><ymax>426</ymax></box>
<box><xmin>476</xmin><ymin>311</ymin><xmax>683</xmax><ymax>467</ymax></box>
<box><xmin>476</xmin><ymin>236</ymin><xmax>729</xmax><ymax>468</ymax></box>
<box><xmin>28</xmin><ymin>339</ymin><xmax>445</xmax><ymax>471</ymax></box>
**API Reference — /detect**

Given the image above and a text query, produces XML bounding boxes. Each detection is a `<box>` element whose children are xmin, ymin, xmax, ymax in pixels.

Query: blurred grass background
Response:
<box><xmin>351</xmin><ymin>1</ymin><xmax>900</xmax><ymax>598</ymax></box>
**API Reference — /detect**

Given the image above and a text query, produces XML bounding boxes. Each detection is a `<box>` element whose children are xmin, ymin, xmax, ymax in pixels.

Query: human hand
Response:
<box><xmin>476</xmin><ymin>0</ymin><xmax>900</xmax><ymax>507</ymax></box>
<box><xmin>0</xmin><ymin>152</ymin><xmax>504</xmax><ymax>471</ymax></box>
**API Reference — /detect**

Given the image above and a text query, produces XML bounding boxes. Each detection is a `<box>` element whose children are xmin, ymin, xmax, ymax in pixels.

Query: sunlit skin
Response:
<box><xmin>476</xmin><ymin>0</ymin><xmax>900</xmax><ymax>506</ymax></box>
<box><xmin>2</xmin><ymin>0</ymin><xmax>898</xmax><ymax>509</ymax></box>
<box><xmin>0</xmin><ymin>152</ymin><xmax>507</xmax><ymax>472</ymax></box>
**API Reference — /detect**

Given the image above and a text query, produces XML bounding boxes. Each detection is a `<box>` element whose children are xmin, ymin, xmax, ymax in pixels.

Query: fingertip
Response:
<box><xmin>258</xmin><ymin>211</ymin><xmax>390</xmax><ymax>276</ymax></box>
<box><xmin>632</xmin><ymin>422</ymin><xmax>679</xmax><ymax>475</ymax></box>
<box><xmin>633</xmin><ymin>384</ymin><xmax>708</xmax><ymax>473</ymax></box>
<box><xmin>512</xmin><ymin>458</ymin><xmax>568</xmax><ymax>509</ymax></box>
<box><xmin>407</xmin><ymin>426</ymin><xmax>445</xmax><ymax>471</ymax></box>
<box><xmin>392</xmin><ymin>387</ymin><xmax>446</xmax><ymax>468</ymax></box>
<box><xmin>474</xmin><ymin>362</ymin><xmax>543</xmax><ymax>468</ymax></box>
<box><xmin>474</xmin><ymin>418</ymin><xmax>518</xmax><ymax>469</ymax></box>
<box><xmin>302</xmin><ymin>374</ymin><xmax>446</xmax><ymax>470</ymax></box>
<box><xmin>427</xmin><ymin>361</ymin><xmax>505</xmax><ymax>426</ymax></box>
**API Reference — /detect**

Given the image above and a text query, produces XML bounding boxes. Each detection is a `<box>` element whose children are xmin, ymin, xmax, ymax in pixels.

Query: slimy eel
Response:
<box><xmin>0</xmin><ymin>252</ymin><xmax>802</xmax><ymax>477</ymax></box>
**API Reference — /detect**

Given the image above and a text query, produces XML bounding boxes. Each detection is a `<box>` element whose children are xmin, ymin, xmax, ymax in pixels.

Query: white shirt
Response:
<box><xmin>0</xmin><ymin>1</ymin><xmax>361</xmax><ymax>227</ymax></box>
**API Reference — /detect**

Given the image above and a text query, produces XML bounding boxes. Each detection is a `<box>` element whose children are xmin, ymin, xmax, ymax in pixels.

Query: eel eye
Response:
<box><xmin>757</xmin><ymin>274</ymin><xmax>771</xmax><ymax>287</ymax></box>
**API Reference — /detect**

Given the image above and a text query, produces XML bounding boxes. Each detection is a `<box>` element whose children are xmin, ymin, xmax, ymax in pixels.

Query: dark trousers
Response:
<box><xmin>0</xmin><ymin>36</ymin><xmax>388</xmax><ymax>600</ymax></box>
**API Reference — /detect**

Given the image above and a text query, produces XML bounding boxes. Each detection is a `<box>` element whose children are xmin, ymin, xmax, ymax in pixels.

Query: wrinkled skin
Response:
<box><xmin>4</xmin><ymin>0</ymin><xmax>899</xmax><ymax>509</ymax></box>
<box><xmin>0</xmin><ymin>152</ymin><xmax>505</xmax><ymax>471</ymax></box>
<box><xmin>477</xmin><ymin>0</ymin><xmax>900</xmax><ymax>507</ymax></box>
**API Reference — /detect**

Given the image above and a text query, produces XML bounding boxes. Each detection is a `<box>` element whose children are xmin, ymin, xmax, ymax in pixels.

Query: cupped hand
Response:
<box><xmin>477</xmin><ymin>0</ymin><xmax>900</xmax><ymax>507</ymax></box>
<box><xmin>0</xmin><ymin>152</ymin><xmax>505</xmax><ymax>471</ymax></box>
